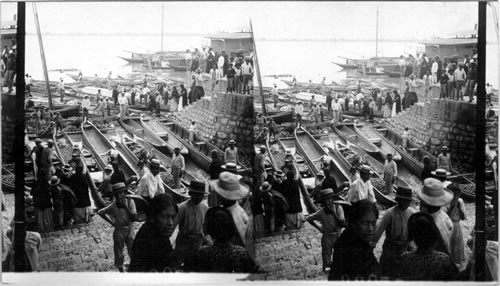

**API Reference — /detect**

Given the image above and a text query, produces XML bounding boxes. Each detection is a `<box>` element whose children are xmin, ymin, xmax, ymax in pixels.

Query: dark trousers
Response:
<box><xmin>243</xmin><ymin>75</ymin><xmax>252</xmax><ymax>94</ymax></box>
<box><xmin>131</xmin><ymin>93</ymin><xmax>135</xmax><ymax>105</ymax></box>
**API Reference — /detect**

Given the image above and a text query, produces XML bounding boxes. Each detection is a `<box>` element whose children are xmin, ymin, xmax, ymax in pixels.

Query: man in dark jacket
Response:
<box><xmin>281</xmin><ymin>171</ymin><xmax>303</xmax><ymax>230</ymax></box>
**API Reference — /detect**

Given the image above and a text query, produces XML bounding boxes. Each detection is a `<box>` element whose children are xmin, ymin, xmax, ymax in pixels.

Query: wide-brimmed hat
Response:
<box><xmin>48</xmin><ymin>176</ymin><xmax>60</xmax><ymax>186</ymax></box>
<box><xmin>395</xmin><ymin>185</ymin><xmax>413</xmax><ymax>201</ymax></box>
<box><xmin>441</xmin><ymin>146</ymin><xmax>449</xmax><ymax>151</ymax></box>
<box><xmin>104</xmin><ymin>164</ymin><xmax>113</xmax><ymax>171</ymax></box>
<box><xmin>319</xmin><ymin>188</ymin><xmax>344</xmax><ymax>202</ymax></box>
<box><xmin>229</xmin><ymin>140</ymin><xmax>236</xmax><ymax>145</ymax></box>
<box><xmin>150</xmin><ymin>159</ymin><xmax>161</xmax><ymax>168</ymax></box>
<box><xmin>35</xmin><ymin>138</ymin><xmax>42</xmax><ymax>143</ymax></box>
<box><xmin>189</xmin><ymin>180</ymin><xmax>207</xmax><ymax>194</ymax></box>
<box><xmin>210</xmin><ymin>172</ymin><xmax>249</xmax><ymax>200</ymax></box>
<box><xmin>417</xmin><ymin>178</ymin><xmax>453</xmax><ymax>207</ymax></box>
<box><xmin>221</xmin><ymin>162</ymin><xmax>239</xmax><ymax>173</ymax></box>
<box><xmin>260</xmin><ymin>181</ymin><xmax>272</xmax><ymax>192</ymax></box>
<box><xmin>259</xmin><ymin>145</ymin><xmax>266</xmax><ymax>150</ymax></box>
<box><xmin>71</xmin><ymin>152</ymin><xmax>79</xmax><ymax>158</ymax></box>
<box><xmin>275</xmin><ymin>170</ymin><xmax>284</xmax><ymax>177</ymax></box>
<box><xmin>62</xmin><ymin>164</ymin><xmax>72</xmax><ymax>172</ymax></box>
<box><xmin>359</xmin><ymin>165</ymin><xmax>373</xmax><ymax>175</ymax></box>
<box><xmin>431</xmin><ymin>168</ymin><xmax>451</xmax><ymax>178</ymax></box>
<box><xmin>112</xmin><ymin>182</ymin><xmax>128</xmax><ymax>194</ymax></box>
<box><xmin>316</xmin><ymin>170</ymin><xmax>325</xmax><ymax>178</ymax></box>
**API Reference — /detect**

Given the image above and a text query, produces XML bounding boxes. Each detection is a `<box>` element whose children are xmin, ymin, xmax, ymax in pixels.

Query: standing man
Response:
<box><xmin>174</xmin><ymin>180</ymin><xmax>209</xmax><ymax>267</ymax></box>
<box><xmin>331</xmin><ymin>98</ymin><xmax>342</xmax><ymax>125</ymax></box>
<box><xmin>171</xmin><ymin>147</ymin><xmax>185</xmax><ymax>189</ymax></box>
<box><xmin>98</xmin><ymin>182</ymin><xmax>137</xmax><ymax>272</ymax></box>
<box><xmin>383</xmin><ymin>153</ymin><xmax>398</xmax><ymax>195</ymax></box>
<box><xmin>373</xmin><ymin>186</ymin><xmax>416</xmax><ymax>277</ymax></box>
<box><xmin>326</xmin><ymin>91</ymin><xmax>333</xmax><ymax>112</ymax></box>
<box><xmin>81</xmin><ymin>95</ymin><xmax>91</xmax><ymax>122</ymax></box>
<box><xmin>224</xmin><ymin>140</ymin><xmax>239</xmax><ymax>165</ymax></box>
<box><xmin>141</xmin><ymin>84</ymin><xmax>150</xmax><ymax>106</ymax></box>
<box><xmin>254</xmin><ymin>146</ymin><xmax>267</xmax><ymax>189</ymax></box>
<box><xmin>346</xmin><ymin>165</ymin><xmax>376</xmax><ymax>203</ymax></box>
<box><xmin>118</xmin><ymin>92</ymin><xmax>128</xmax><ymax>119</ymax></box>
<box><xmin>5</xmin><ymin>53</ymin><xmax>16</xmax><ymax>94</ymax></box>
<box><xmin>454</xmin><ymin>64</ymin><xmax>466</xmax><ymax>101</ymax></box>
<box><xmin>96</xmin><ymin>89</ymin><xmax>102</xmax><ymax>103</ymax></box>
<box><xmin>25</xmin><ymin>74</ymin><xmax>33</xmax><ymax>96</ymax></box>
<box><xmin>272</xmin><ymin>84</ymin><xmax>279</xmax><ymax>109</ymax></box>
<box><xmin>58</xmin><ymin>79</ymin><xmax>65</xmax><ymax>103</ymax></box>
<box><xmin>241</xmin><ymin>57</ymin><xmax>253</xmax><ymax>95</ymax></box>
<box><xmin>466</xmin><ymin>62</ymin><xmax>477</xmax><ymax>102</ymax></box>
<box><xmin>112</xmin><ymin>86</ymin><xmax>119</xmax><ymax>106</ymax></box>
<box><xmin>437</xmin><ymin>146</ymin><xmax>451</xmax><ymax>172</ymax></box>
<box><xmin>194</xmin><ymin>68</ymin><xmax>207</xmax><ymax>101</ymax></box>
<box><xmin>281</xmin><ymin>171</ymin><xmax>303</xmax><ymax>230</ymax></box>
<box><xmin>295</xmin><ymin>101</ymin><xmax>304</xmax><ymax>128</ymax></box>
<box><xmin>40</xmin><ymin>139</ymin><xmax>56</xmax><ymax>181</ymax></box>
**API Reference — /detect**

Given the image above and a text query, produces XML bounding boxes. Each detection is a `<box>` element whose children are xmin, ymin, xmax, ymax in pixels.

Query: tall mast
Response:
<box><xmin>375</xmin><ymin>6</ymin><xmax>379</xmax><ymax>58</ymax></box>
<box><xmin>249</xmin><ymin>18</ymin><xmax>266</xmax><ymax>116</ymax></box>
<box><xmin>32</xmin><ymin>3</ymin><xmax>53</xmax><ymax>109</ymax></box>
<box><xmin>161</xmin><ymin>3</ymin><xmax>164</xmax><ymax>52</ymax></box>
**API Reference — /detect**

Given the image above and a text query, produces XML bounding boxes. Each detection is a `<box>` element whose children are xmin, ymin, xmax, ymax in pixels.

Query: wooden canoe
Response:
<box><xmin>353</xmin><ymin>124</ymin><xmax>402</xmax><ymax>161</ymax></box>
<box><xmin>374</xmin><ymin>125</ymin><xmax>476</xmax><ymax>200</ymax></box>
<box><xmin>264</xmin><ymin>110</ymin><xmax>294</xmax><ymax>124</ymax></box>
<box><xmin>332</xmin><ymin>62</ymin><xmax>359</xmax><ymax>69</ymax></box>
<box><xmin>81</xmin><ymin>121</ymin><xmax>137</xmax><ymax>183</ymax></box>
<box><xmin>118</xmin><ymin>56</ymin><xmax>144</xmax><ymax>64</ymax></box>
<box><xmin>333</xmin><ymin>124</ymin><xmax>382</xmax><ymax>156</ymax></box>
<box><xmin>119</xmin><ymin>118</ymin><xmax>169</xmax><ymax>153</ymax></box>
<box><xmin>277</xmin><ymin>137</ymin><xmax>317</xmax><ymax>214</ymax></box>
<box><xmin>140</xmin><ymin>118</ymin><xmax>188</xmax><ymax>154</ymax></box>
<box><xmin>294</xmin><ymin>127</ymin><xmax>350</xmax><ymax>184</ymax></box>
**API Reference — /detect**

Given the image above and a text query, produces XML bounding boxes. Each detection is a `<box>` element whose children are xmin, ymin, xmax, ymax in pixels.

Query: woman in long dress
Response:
<box><xmin>443</xmin><ymin>183</ymin><xmax>467</xmax><ymax>271</ymax></box>
<box><xmin>383</xmin><ymin>92</ymin><xmax>393</xmax><ymax>118</ymax></box>
<box><xmin>170</xmin><ymin>87</ymin><xmax>178</xmax><ymax>112</ymax></box>
<box><xmin>394</xmin><ymin>90</ymin><xmax>402</xmax><ymax>114</ymax></box>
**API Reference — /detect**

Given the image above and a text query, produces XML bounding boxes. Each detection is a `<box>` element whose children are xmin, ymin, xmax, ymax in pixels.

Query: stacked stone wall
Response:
<box><xmin>176</xmin><ymin>92</ymin><xmax>254</xmax><ymax>153</ymax></box>
<box><xmin>387</xmin><ymin>99</ymin><xmax>476</xmax><ymax>167</ymax></box>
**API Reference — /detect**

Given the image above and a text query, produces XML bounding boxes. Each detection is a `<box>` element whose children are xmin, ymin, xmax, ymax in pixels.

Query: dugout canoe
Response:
<box><xmin>333</xmin><ymin>124</ymin><xmax>382</xmax><ymax>156</ymax></box>
<box><xmin>119</xmin><ymin>118</ymin><xmax>169</xmax><ymax>153</ymax></box>
<box><xmin>353</xmin><ymin>124</ymin><xmax>402</xmax><ymax>161</ymax></box>
<box><xmin>139</xmin><ymin>117</ymin><xmax>188</xmax><ymax>154</ymax></box>
<box><xmin>374</xmin><ymin>124</ymin><xmax>476</xmax><ymax>200</ymax></box>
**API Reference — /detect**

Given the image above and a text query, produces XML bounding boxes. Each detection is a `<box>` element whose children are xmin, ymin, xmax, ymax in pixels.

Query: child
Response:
<box><xmin>97</xmin><ymin>182</ymin><xmax>137</xmax><ymax>272</ymax></box>
<box><xmin>306</xmin><ymin>189</ymin><xmax>346</xmax><ymax>274</ymax></box>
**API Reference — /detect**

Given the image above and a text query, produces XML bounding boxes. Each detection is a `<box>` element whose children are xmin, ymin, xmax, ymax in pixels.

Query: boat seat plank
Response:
<box><xmin>376</xmin><ymin>128</ymin><xmax>388</xmax><ymax>132</ymax></box>
<box><xmin>194</xmin><ymin>142</ymin><xmax>206</xmax><ymax>146</ymax></box>
<box><xmin>407</xmin><ymin>148</ymin><xmax>419</xmax><ymax>152</ymax></box>
<box><xmin>163</xmin><ymin>122</ymin><xmax>175</xmax><ymax>125</ymax></box>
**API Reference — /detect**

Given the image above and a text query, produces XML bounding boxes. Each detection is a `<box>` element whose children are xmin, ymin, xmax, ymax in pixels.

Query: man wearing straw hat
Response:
<box><xmin>48</xmin><ymin>175</ymin><xmax>64</xmax><ymax>229</ymax></box>
<box><xmin>306</xmin><ymin>188</ymin><xmax>347</xmax><ymax>274</ymax></box>
<box><xmin>171</xmin><ymin>147</ymin><xmax>185</xmax><ymax>189</ymax></box>
<box><xmin>210</xmin><ymin>171</ymin><xmax>254</xmax><ymax>257</ymax></box>
<box><xmin>137</xmin><ymin>159</ymin><xmax>165</xmax><ymax>204</ymax></box>
<box><xmin>437</xmin><ymin>146</ymin><xmax>451</xmax><ymax>172</ymax></box>
<box><xmin>373</xmin><ymin>185</ymin><xmax>416</xmax><ymax>277</ymax></box>
<box><xmin>346</xmin><ymin>165</ymin><xmax>376</xmax><ymax>204</ymax></box>
<box><xmin>417</xmin><ymin>178</ymin><xmax>454</xmax><ymax>255</ymax></box>
<box><xmin>175</xmin><ymin>180</ymin><xmax>209</xmax><ymax>267</ymax></box>
<box><xmin>98</xmin><ymin>182</ymin><xmax>137</xmax><ymax>272</ymax></box>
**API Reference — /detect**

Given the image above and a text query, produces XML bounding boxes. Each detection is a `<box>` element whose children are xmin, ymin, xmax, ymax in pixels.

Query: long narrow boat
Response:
<box><xmin>332</xmin><ymin>62</ymin><xmax>359</xmax><ymax>69</ymax></box>
<box><xmin>264</xmin><ymin>110</ymin><xmax>294</xmax><ymax>124</ymax></box>
<box><xmin>374</xmin><ymin>124</ymin><xmax>476</xmax><ymax>200</ymax></box>
<box><xmin>140</xmin><ymin>117</ymin><xmax>188</xmax><ymax>154</ymax></box>
<box><xmin>353</xmin><ymin>124</ymin><xmax>402</xmax><ymax>161</ymax></box>
<box><xmin>115</xmin><ymin>137</ymin><xmax>189</xmax><ymax>201</ymax></box>
<box><xmin>119</xmin><ymin>118</ymin><xmax>169</xmax><ymax>153</ymax></box>
<box><xmin>294</xmin><ymin>127</ymin><xmax>350</xmax><ymax>184</ymax></box>
<box><xmin>277</xmin><ymin>137</ymin><xmax>317</xmax><ymax>214</ymax></box>
<box><xmin>333</xmin><ymin>124</ymin><xmax>382</xmax><ymax>156</ymax></box>
<box><xmin>81</xmin><ymin>121</ymin><xmax>137</xmax><ymax>183</ymax></box>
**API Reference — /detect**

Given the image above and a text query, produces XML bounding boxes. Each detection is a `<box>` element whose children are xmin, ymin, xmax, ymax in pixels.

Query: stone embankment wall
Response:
<box><xmin>175</xmin><ymin>92</ymin><xmax>254</xmax><ymax>153</ymax></box>
<box><xmin>386</xmin><ymin>99</ymin><xmax>476</xmax><ymax>167</ymax></box>
<box><xmin>2</xmin><ymin>94</ymin><xmax>16</xmax><ymax>163</ymax></box>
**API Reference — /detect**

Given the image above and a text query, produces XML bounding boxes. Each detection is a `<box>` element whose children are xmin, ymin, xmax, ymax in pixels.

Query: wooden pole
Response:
<box><xmin>32</xmin><ymin>3</ymin><xmax>53</xmax><ymax>110</ymax></box>
<box><xmin>473</xmin><ymin>1</ymin><xmax>487</xmax><ymax>281</ymax></box>
<box><xmin>249</xmin><ymin>18</ymin><xmax>266</xmax><ymax>116</ymax></box>
<box><xmin>14</xmin><ymin>2</ymin><xmax>29</xmax><ymax>272</ymax></box>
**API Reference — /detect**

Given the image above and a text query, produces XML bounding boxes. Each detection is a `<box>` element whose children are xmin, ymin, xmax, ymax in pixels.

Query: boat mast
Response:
<box><xmin>32</xmin><ymin>3</ymin><xmax>53</xmax><ymax>110</ymax></box>
<box><xmin>375</xmin><ymin>5</ymin><xmax>379</xmax><ymax>58</ymax></box>
<box><xmin>249</xmin><ymin>18</ymin><xmax>266</xmax><ymax>116</ymax></box>
<box><xmin>160</xmin><ymin>3</ymin><xmax>164</xmax><ymax>52</ymax></box>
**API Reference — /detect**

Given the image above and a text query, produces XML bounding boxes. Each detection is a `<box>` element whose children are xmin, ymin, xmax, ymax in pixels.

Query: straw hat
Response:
<box><xmin>210</xmin><ymin>172</ymin><xmax>249</xmax><ymax>200</ymax></box>
<box><xmin>359</xmin><ymin>165</ymin><xmax>373</xmax><ymax>175</ymax></box>
<box><xmin>259</xmin><ymin>145</ymin><xmax>266</xmax><ymax>150</ymax></box>
<box><xmin>48</xmin><ymin>176</ymin><xmax>60</xmax><ymax>186</ymax></box>
<box><xmin>104</xmin><ymin>164</ymin><xmax>113</xmax><ymax>171</ymax></box>
<box><xmin>189</xmin><ymin>180</ymin><xmax>207</xmax><ymax>194</ymax></box>
<box><xmin>259</xmin><ymin>181</ymin><xmax>272</xmax><ymax>192</ymax></box>
<box><xmin>417</xmin><ymin>178</ymin><xmax>453</xmax><ymax>207</ymax></box>
<box><xmin>395</xmin><ymin>185</ymin><xmax>413</xmax><ymax>201</ymax></box>
<box><xmin>62</xmin><ymin>164</ymin><xmax>72</xmax><ymax>172</ymax></box>
<box><xmin>430</xmin><ymin>168</ymin><xmax>451</xmax><ymax>179</ymax></box>
<box><xmin>441</xmin><ymin>146</ymin><xmax>449</xmax><ymax>151</ymax></box>
<box><xmin>229</xmin><ymin>140</ymin><xmax>236</xmax><ymax>145</ymax></box>
<box><xmin>319</xmin><ymin>188</ymin><xmax>344</xmax><ymax>203</ymax></box>
<box><xmin>35</xmin><ymin>138</ymin><xmax>42</xmax><ymax>143</ymax></box>
<box><xmin>150</xmin><ymin>159</ymin><xmax>162</xmax><ymax>168</ymax></box>
<box><xmin>221</xmin><ymin>162</ymin><xmax>239</xmax><ymax>173</ymax></box>
<box><xmin>316</xmin><ymin>170</ymin><xmax>325</xmax><ymax>178</ymax></box>
<box><xmin>111</xmin><ymin>182</ymin><xmax>128</xmax><ymax>194</ymax></box>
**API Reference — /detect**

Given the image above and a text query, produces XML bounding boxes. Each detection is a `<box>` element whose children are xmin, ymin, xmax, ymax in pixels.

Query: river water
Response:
<box><xmin>25</xmin><ymin>34</ymin><xmax>499</xmax><ymax>87</ymax></box>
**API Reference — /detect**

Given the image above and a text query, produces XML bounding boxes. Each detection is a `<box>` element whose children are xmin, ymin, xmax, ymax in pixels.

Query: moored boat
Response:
<box><xmin>119</xmin><ymin>118</ymin><xmax>169</xmax><ymax>153</ymax></box>
<box><xmin>353</xmin><ymin>124</ymin><xmax>402</xmax><ymax>161</ymax></box>
<box><xmin>333</xmin><ymin>124</ymin><xmax>382</xmax><ymax>156</ymax></box>
<box><xmin>332</xmin><ymin>61</ymin><xmax>360</xmax><ymax>69</ymax></box>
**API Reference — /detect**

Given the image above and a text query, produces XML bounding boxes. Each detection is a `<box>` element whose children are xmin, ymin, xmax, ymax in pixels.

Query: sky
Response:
<box><xmin>2</xmin><ymin>1</ymin><xmax>496</xmax><ymax>41</ymax></box>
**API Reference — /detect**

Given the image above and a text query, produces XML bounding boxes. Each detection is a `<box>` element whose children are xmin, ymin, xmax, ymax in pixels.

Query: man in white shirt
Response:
<box><xmin>136</xmin><ymin>159</ymin><xmax>164</xmax><ymax>204</ymax></box>
<box><xmin>171</xmin><ymin>147</ymin><xmax>185</xmax><ymax>189</ymax></box>
<box><xmin>454</xmin><ymin>64</ymin><xmax>467</xmax><ymax>101</ymax></box>
<box><xmin>118</xmin><ymin>93</ymin><xmax>129</xmax><ymax>119</ymax></box>
<box><xmin>25</xmin><ymin>74</ymin><xmax>33</xmax><ymax>96</ymax></box>
<box><xmin>241</xmin><ymin>58</ymin><xmax>253</xmax><ymax>95</ymax></box>
<box><xmin>431</xmin><ymin>60</ymin><xmax>439</xmax><ymax>83</ymax></box>
<box><xmin>141</xmin><ymin>85</ymin><xmax>150</xmax><ymax>106</ymax></box>
<box><xmin>295</xmin><ymin>101</ymin><xmax>304</xmax><ymax>128</ymax></box>
<box><xmin>355</xmin><ymin>92</ymin><xmax>364</xmax><ymax>111</ymax></box>
<box><xmin>58</xmin><ymin>79</ymin><xmax>65</xmax><ymax>103</ymax></box>
<box><xmin>331</xmin><ymin>98</ymin><xmax>342</xmax><ymax>125</ymax></box>
<box><xmin>81</xmin><ymin>95</ymin><xmax>91</xmax><ymax>122</ymax></box>
<box><xmin>346</xmin><ymin>165</ymin><xmax>376</xmax><ymax>203</ymax></box>
<box><xmin>383</xmin><ymin>153</ymin><xmax>398</xmax><ymax>195</ymax></box>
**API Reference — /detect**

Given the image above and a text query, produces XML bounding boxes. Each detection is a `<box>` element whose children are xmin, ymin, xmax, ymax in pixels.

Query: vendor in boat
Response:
<box><xmin>437</xmin><ymin>146</ymin><xmax>451</xmax><ymax>172</ymax></box>
<box><xmin>171</xmin><ymin>147</ymin><xmax>186</xmax><ymax>189</ymax></box>
<box><xmin>224</xmin><ymin>140</ymin><xmax>239</xmax><ymax>166</ymax></box>
<box><xmin>373</xmin><ymin>185</ymin><xmax>416</xmax><ymax>277</ymax></box>
<box><xmin>345</xmin><ymin>165</ymin><xmax>376</xmax><ymax>204</ymax></box>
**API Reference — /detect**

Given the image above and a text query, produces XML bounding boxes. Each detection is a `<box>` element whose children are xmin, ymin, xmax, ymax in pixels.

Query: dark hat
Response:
<box><xmin>260</xmin><ymin>181</ymin><xmax>272</xmax><ymax>192</ymax></box>
<box><xmin>48</xmin><ymin>176</ymin><xmax>60</xmax><ymax>186</ymax></box>
<box><xmin>431</xmin><ymin>168</ymin><xmax>451</xmax><ymax>178</ymax></box>
<box><xmin>189</xmin><ymin>180</ymin><xmax>207</xmax><ymax>194</ymax></box>
<box><xmin>229</xmin><ymin>139</ymin><xmax>236</xmax><ymax>145</ymax></box>
<box><xmin>62</xmin><ymin>164</ymin><xmax>72</xmax><ymax>172</ymax></box>
<box><xmin>387</xmin><ymin>153</ymin><xmax>393</xmax><ymax>157</ymax></box>
<box><xmin>275</xmin><ymin>170</ymin><xmax>284</xmax><ymax>177</ymax></box>
<box><xmin>395</xmin><ymin>185</ymin><xmax>413</xmax><ymax>201</ymax></box>
<box><xmin>174</xmin><ymin>146</ymin><xmax>181</xmax><ymax>150</ymax></box>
